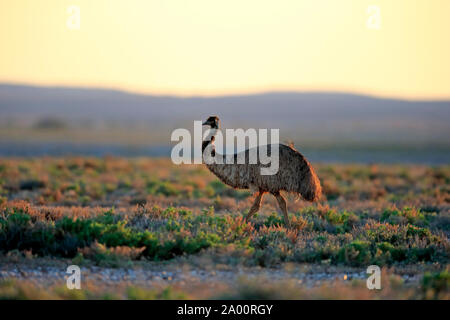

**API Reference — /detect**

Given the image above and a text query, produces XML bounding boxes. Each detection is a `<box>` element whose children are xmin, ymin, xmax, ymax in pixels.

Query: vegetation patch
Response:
<box><xmin>0</xmin><ymin>158</ymin><xmax>448</xmax><ymax>299</ymax></box>
<box><xmin>0</xmin><ymin>203</ymin><xmax>447</xmax><ymax>267</ymax></box>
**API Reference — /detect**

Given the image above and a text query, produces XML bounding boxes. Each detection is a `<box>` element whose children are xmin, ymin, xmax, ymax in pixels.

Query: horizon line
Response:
<box><xmin>1</xmin><ymin>81</ymin><xmax>450</xmax><ymax>103</ymax></box>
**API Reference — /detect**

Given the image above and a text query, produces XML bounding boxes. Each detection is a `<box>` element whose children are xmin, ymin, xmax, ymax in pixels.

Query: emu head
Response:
<box><xmin>202</xmin><ymin>116</ymin><xmax>220</xmax><ymax>129</ymax></box>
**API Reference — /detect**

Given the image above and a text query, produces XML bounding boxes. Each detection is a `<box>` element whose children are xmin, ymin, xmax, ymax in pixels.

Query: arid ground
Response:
<box><xmin>0</xmin><ymin>157</ymin><xmax>448</xmax><ymax>299</ymax></box>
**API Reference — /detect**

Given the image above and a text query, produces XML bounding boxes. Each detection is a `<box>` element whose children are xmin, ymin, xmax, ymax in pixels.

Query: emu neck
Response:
<box><xmin>202</xmin><ymin>136</ymin><xmax>216</xmax><ymax>157</ymax></box>
<box><xmin>202</xmin><ymin>127</ymin><xmax>218</xmax><ymax>157</ymax></box>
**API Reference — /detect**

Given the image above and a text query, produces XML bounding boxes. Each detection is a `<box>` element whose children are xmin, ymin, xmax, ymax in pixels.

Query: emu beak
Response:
<box><xmin>202</xmin><ymin>121</ymin><xmax>208</xmax><ymax>126</ymax></box>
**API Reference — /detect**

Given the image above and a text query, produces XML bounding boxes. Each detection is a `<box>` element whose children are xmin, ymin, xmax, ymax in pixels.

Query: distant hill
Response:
<box><xmin>0</xmin><ymin>83</ymin><xmax>449</xmax><ymax>148</ymax></box>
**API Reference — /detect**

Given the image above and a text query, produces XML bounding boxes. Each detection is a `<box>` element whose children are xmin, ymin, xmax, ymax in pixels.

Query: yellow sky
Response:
<box><xmin>0</xmin><ymin>0</ymin><xmax>449</xmax><ymax>99</ymax></box>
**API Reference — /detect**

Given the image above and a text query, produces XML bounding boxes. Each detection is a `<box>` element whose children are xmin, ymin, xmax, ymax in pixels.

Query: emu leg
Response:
<box><xmin>274</xmin><ymin>192</ymin><xmax>290</xmax><ymax>226</ymax></box>
<box><xmin>245</xmin><ymin>191</ymin><xmax>264</xmax><ymax>222</ymax></box>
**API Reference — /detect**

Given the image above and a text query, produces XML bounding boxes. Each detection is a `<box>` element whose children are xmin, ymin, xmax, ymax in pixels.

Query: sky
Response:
<box><xmin>0</xmin><ymin>0</ymin><xmax>449</xmax><ymax>99</ymax></box>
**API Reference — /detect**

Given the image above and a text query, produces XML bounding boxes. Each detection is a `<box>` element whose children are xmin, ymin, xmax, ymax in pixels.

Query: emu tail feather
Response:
<box><xmin>298</xmin><ymin>164</ymin><xmax>322</xmax><ymax>202</ymax></box>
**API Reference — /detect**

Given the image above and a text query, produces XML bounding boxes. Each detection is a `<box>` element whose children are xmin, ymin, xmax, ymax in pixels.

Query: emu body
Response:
<box><xmin>202</xmin><ymin>116</ymin><xmax>322</xmax><ymax>226</ymax></box>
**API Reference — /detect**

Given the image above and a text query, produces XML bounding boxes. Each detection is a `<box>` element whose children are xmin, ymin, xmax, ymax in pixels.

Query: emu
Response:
<box><xmin>201</xmin><ymin>116</ymin><xmax>322</xmax><ymax>226</ymax></box>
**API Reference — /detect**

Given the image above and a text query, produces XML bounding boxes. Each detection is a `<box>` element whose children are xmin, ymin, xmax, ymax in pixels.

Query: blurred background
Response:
<box><xmin>1</xmin><ymin>0</ymin><xmax>449</xmax><ymax>163</ymax></box>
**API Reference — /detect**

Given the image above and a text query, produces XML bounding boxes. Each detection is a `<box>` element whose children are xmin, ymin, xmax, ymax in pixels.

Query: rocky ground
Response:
<box><xmin>0</xmin><ymin>255</ymin><xmax>428</xmax><ymax>299</ymax></box>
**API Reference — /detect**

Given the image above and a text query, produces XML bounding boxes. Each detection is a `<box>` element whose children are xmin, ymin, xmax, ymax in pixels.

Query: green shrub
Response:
<box><xmin>419</xmin><ymin>270</ymin><xmax>450</xmax><ymax>299</ymax></box>
<box><xmin>337</xmin><ymin>240</ymin><xmax>372</xmax><ymax>266</ymax></box>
